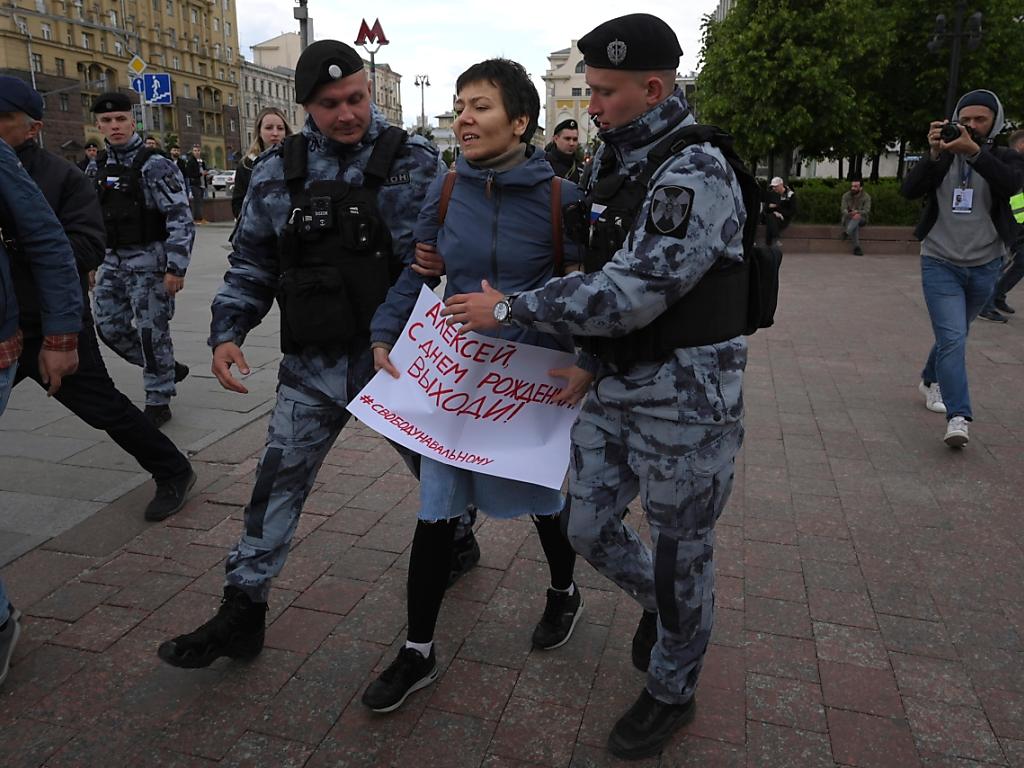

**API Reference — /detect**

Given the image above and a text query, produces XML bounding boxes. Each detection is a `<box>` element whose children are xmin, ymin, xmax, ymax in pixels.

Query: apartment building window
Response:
<box><xmin>227</xmin><ymin>94</ymin><xmax>233</xmax><ymax>106</ymax></box>
<box><xmin>229</xmin><ymin>119</ymin><xmax>235</xmax><ymax>132</ymax></box>
<box><xmin>219</xmin><ymin>68</ymin><xmax>225</xmax><ymax>80</ymax></box>
<box><xmin>190</xmin><ymin>7</ymin><xmax>198</xmax><ymax>23</ymax></box>
<box><xmin>173</xmin><ymin>55</ymin><xmax>181</xmax><ymax>69</ymax></box>
<box><xmin>60</xmin><ymin>93</ymin><xmax>69</xmax><ymax>112</ymax></box>
<box><xmin>166</xmin><ymin>0</ymin><xmax>173</xmax><ymax>15</ymax></box>
<box><xmin>81</xmin><ymin>33</ymin><xmax>92</xmax><ymax>49</ymax></box>
<box><xmin>212</xmin><ymin>17</ymin><xmax>219</xmax><ymax>31</ymax></box>
<box><xmin>31</xmin><ymin>54</ymin><xmax>42</xmax><ymax>73</ymax></box>
<box><xmin>225</xmin><ymin>21</ymin><xmax>231</xmax><ymax>36</ymax></box>
<box><xmin>109</xmin><ymin>10</ymin><xmax>117</xmax><ymax>25</ymax></box>
<box><xmin>41</xmin><ymin>23</ymin><xmax>52</xmax><ymax>41</ymax></box>
<box><xmin>66</xmin><ymin>31</ymin><xmax>73</xmax><ymax>45</ymax></box>
<box><xmin>100</xmin><ymin>36</ymin><xmax>107</xmax><ymax>53</ymax></box>
<box><xmin>585</xmin><ymin>88</ymin><xmax>591</xmax><ymax>96</ymax></box>
<box><xmin>275</xmin><ymin>83</ymin><xmax>280</xmax><ymax>98</ymax></box>
<box><xmin>226</xmin><ymin>46</ymin><xmax>233</xmax><ymax>60</ymax></box>
<box><xmin>575</xmin><ymin>61</ymin><xmax>586</xmax><ymax>74</ymax></box>
<box><xmin>571</xmin><ymin>87</ymin><xmax>582</xmax><ymax>96</ymax></box>
<box><xmin>185</xmin><ymin>113</ymin><xmax>192</xmax><ymax>127</ymax></box>
<box><xmin>214</xmin><ymin>43</ymin><xmax>220</xmax><ymax>58</ymax></box>
<box><xmin>192</xmin><ymin>35</ymin><xmax>199</xmax><ymax>53</ymax></box>
<box><xmin>56</xmin><ymin>58</ymin><xmax>65</xmax><ymax>76</ymax></box>
<box><xmin>153</xmin><ymin>0</ymin><xmax>159</xmax><ymax>9</ymax></box>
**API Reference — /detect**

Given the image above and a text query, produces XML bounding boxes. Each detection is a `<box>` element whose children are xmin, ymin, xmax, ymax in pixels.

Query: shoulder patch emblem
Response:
<box><xmin>646</xmin><ymin>185</ymin><xmax>694</xmax><ymax>238</ymax></box>
<box><xmin>162</xmin><ymin>172</ymin><xmax>183</xmax><ymax>193</ymax></box>
<box><xmin>383</xmin><ymin>171</ymin><xmax>411</xmax><ymax>186</ymax></box>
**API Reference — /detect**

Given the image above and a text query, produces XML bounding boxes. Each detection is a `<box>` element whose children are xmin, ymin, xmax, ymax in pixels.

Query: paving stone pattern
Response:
<box><xmin>2</xmin><ymin>250</ymin><xmax>1024</xmax><ymax>766</ymax></box>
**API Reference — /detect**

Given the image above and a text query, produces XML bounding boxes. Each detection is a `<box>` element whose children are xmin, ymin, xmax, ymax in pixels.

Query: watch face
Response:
<box><xmin>493</xmin><ymin>300</ymin><xmax>510</xmax><ymax>323</ymax></box>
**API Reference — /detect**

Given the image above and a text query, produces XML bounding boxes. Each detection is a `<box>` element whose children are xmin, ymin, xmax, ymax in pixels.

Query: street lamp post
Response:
<box><xmin>294</xmin><ymin>0</ymin><xmax>310</xmax><ymax>51</ymax></box>
<box><xmin>928</xmin><ymin>1</ymin><xmax>983</xmax><ymax>117</ymax></box>
<box><xmin>414</xmin><ymin>74</ymin><xmax>430</xmax><ymax>131</ymax></box>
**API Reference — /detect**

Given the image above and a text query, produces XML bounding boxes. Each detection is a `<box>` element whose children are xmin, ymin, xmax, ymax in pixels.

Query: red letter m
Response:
<box><xmin>355</xmin><ymin>18</ymin><xmax>389</xmax><ymax>46</ymax></box>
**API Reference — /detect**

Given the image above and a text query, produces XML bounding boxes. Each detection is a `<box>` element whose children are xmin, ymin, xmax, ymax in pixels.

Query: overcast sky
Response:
<box><xmin>237</xmin><ymin>1</ymin><xmax>721</xmax><ymax>129</ymax></box>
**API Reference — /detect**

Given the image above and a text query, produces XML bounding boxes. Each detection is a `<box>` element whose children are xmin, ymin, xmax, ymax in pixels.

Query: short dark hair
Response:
<box><xmin>456</xmin><ymin>58</ymin><xmax>539</xmax><ymax>144</ymax></box>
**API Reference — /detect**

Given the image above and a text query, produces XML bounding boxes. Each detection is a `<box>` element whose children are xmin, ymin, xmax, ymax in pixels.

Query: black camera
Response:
<box><xmin>939</xmin><ymin>123</ymin><xmax>963</xmax><ymax>143</ymax></box>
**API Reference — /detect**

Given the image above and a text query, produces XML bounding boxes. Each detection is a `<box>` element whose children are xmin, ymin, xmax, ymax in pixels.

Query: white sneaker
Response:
<box><xmin>944</xmin><ymin>416</ymin><xmax>969</xmax><ymax>448</ymax></box>
<box><xmin>919</xmin><ymin>381</ymin><xmax>946</xmax><ymax>413</ymax></box>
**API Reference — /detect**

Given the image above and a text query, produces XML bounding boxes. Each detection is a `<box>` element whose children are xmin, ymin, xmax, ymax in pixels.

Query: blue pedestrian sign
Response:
<box><xmin>143</xmin><ymin>73</ymin><xmax>172</xmax><ymax>105</ymax></box>
<box><xmin>131</xmin><ymin>76</ymin><xmax>145</xmax><ymax>94</ymax></box>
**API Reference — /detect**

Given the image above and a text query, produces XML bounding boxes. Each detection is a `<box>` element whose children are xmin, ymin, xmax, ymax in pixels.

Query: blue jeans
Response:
<box><xmin>920</xmin><ymin>256</ymin><xmax>1002</xmax><ymax>420</ymax></box>
<box><xmin>0</xmin><ymin>360</ymin><xmax>17</xmax><ymax>626</ymax></box>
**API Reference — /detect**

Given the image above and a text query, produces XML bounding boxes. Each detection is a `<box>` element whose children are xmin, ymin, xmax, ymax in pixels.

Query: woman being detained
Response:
<box><xmin>361</xmin><ymin>58</ymin><xmax>594</xmax><ymax>713</ymax></box>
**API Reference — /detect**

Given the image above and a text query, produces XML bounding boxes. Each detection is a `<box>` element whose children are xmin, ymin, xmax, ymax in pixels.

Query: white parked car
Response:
<box><xmin>211</xmin><ymin>170</ymin><xmax>236</xmax><ymax>191</ymax></box>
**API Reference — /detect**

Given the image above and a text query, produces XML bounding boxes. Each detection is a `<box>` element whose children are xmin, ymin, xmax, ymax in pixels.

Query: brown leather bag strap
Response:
<box><xmin>550</xmin><ymin>176</ymin><xmax>564</xmax><ymax>275</ymax></box>
<box><xmin>437</xmin><ymin>170</ymin><xmax>457</xmax><ymax>225</ymax></box>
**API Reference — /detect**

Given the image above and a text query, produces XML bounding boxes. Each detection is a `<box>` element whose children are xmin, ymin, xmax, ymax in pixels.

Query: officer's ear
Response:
<box><xmin>640</xmin><ymin>71</ymin><xmax>674</xmax><ymax>107</ymax></box>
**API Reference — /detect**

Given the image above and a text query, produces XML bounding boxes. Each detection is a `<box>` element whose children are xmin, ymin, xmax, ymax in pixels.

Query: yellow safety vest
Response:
<box><xmin>1011</xmin><ymin>189</ymin><xmax>1024</xmax><ymax>225</ymax></box>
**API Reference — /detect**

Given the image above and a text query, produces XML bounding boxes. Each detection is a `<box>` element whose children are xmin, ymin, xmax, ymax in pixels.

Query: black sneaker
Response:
<box><xmin>631</xmin><ymin>610</ymin><xmax>658</xmax><ymax>672</ymax></box>
<box><xmin>531</xmin><ymin>586</ymin><xmax>583</xmax><ymax>650</ymax></box>
<box><xmin>447</xmin><ymin>531</ymin><xmax>481</xmax><ymax>587</ymax></box>
<box><xmin>608</xmin><ymin>688</ymin><xmax>696</xmax><ymax>760</ymax></box>
<box><xmin>362</xmin><ymin>646</ymin><xmax>438</xmax><ymax>713</ymax></box>
<box><xmin>174</xmin><ymin>361</ymin><xmax>190</xmax><ymax>383</ymax></box>
<box><xmin>144</xmin><ymin>404</ymin><xmax>172</xmax><ymax>428</ymax></box>
<box><xmin>994</xmin><ymin>298</ymin><xmax>1015</xmax><ymax>314</ymax></box>
<box><xmin>157</xmin><ymin>586</ymin><xmax>268</xmax><ymax>668</ymax></box>
<box><xmin>0</xmin><ymin>607</ymin><xmax>22</xmax><ymax>688</ymax></box>
<box><xmin>980</xmin><ymin>309</ymin><xmax>1008</xmax><ymax>323</ymax></box>
<box><xmin>145</xmin><ymin>466</ymin><xmax>196</xmax><ymax>521</ymax></box>
<box><xmin>852</xmin><ymin>246</ymin><xmax>864</xmax><ymax>256</ymax></box>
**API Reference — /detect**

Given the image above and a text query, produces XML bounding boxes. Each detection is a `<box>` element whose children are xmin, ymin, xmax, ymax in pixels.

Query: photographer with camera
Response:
<box><xmin>901</xmin><ymin>89</ymin><xmax>1024</xmax><ymax>448</ymax></box>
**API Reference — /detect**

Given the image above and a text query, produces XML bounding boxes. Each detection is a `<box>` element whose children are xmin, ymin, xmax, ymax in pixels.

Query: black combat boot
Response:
<box><xmin>608</xmin><ymin>688</ymin><xmax>696</xmax><ymax>759</ymax></box>
<box><xmin>632</xmin><ymin>610</ymin><xmax>658</xmax><ymax>671</ymax></box>
<box><xmin>157</xmin><ymin>586</ymin><xmax>268</xmax><ymax>668</ymax></box>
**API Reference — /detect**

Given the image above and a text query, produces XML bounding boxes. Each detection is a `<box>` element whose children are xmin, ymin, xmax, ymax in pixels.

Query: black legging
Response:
<box><xmin>406</xmin><ymin>513</ymin><xmax>577</xmax><ymax>643</ymax></box>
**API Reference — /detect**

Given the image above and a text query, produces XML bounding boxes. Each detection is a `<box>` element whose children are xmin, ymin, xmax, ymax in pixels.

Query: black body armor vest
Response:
<box><xmin>565</xmin><ymin>124</ymin><xmax>775</xmax><ymax>369</ymax></box>
<box><xmin>96</xmin><ymin>148</ymin><xmax>169</xmax><ymax>248</ymax></box>
<box><xmin>277</xmin><ymin>127</ymin><xmax>408</xmax><ymax>354</ymax></box>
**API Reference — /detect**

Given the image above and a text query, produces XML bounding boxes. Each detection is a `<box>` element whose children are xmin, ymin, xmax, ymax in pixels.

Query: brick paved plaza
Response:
<box><xmin>2</xmin><ymin>235</ymin><xmax>1024</xmax><ymax>767</ymax></box>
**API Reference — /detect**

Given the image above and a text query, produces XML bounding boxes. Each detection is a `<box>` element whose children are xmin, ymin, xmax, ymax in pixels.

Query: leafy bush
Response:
<box><xmin>783</xmin><ymin>178</ymin><xmax>922</xmax><ymax>226</ymax></box>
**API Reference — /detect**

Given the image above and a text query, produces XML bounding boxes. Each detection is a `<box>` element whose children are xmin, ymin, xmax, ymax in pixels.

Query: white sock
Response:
<box><xmin>405</xmin><ymin>640</ymin><xmax>433</xmax><ymax>658</ymax></box>
<box><xmin>551</xmin><ymin>582</ymin><xmax>575</xmax><ymax>596</ymax></box>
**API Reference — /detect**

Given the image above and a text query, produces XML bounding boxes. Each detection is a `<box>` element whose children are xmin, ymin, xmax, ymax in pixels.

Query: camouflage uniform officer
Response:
<box><xmin>444</xmin><ymin>14</ymin><xmax>746</xmax><ymax>760</ymax></box>
<box><xmin>157</xmin><ymin>40</ymin><xmax>445</xmax><ymax>669</ymax></box>
<box><xmin>90</xmin><ymin>92</ymin><xmax>194</xmax><ymax>428</ymax></box>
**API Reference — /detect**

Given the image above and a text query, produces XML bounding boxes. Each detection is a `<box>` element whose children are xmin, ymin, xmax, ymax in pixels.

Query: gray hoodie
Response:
<box><xmin>922</xmin><ymin>89</ymin><xmax>1006</xmax><ymax>267</ymax></box>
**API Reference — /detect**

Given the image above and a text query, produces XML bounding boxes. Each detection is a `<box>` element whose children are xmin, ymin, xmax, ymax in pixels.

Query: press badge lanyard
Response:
<box><xmin>952</xmin><ymin>161</ymin><xmax>974</xmax><ymax>214</ymax></box>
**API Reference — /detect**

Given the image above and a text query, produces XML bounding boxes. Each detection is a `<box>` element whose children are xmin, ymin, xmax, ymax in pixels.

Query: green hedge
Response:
<box><xmin>782</xmin><ymin>178</ymin><xmax>923</xmax><ymax>226</ymax></box>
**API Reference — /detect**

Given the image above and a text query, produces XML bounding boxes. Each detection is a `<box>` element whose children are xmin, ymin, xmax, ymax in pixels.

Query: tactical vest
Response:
<box><xmin>1011</xmin><ymin>189</ymin><xmax>1024</xmax><ymax>225</ymax></box>
<box><xmin>96</xmin><ymin>148</ymin><xmax>169</xmax><ymax>248</ymax></box>
<box><xmin>277</xmin><ymin>127</ymin><xmax>408</xmax><ymax>353</ymax></box>
<box><xmin>565</xmin><ymin>124</ymin><xmax>778</xmax><ymax>369</ymax></box>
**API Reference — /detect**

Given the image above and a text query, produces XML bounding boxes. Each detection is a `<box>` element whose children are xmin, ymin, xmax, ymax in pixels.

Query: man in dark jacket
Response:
<box><xmin>0</xmin><ymin>76</ymin><xmax>195</xmax><ymax>521</ymax></box>
<box><xmin>78</xmin><ymin>140</ymin><xmax>101</xmax><ymax>179</ymax></box>
<box><xmin>978</xmin><ymin>129</ymin><xmax>1024</xmax><ymax>322</ymax></box>
<box><xmin>901</xmin><ymin>89</ymin><xmax>1024</xmax><ymax>448</ymax></box>
<box><xmin>764</xmin><ymin>176</ymin><xmax>796</xmax><ymax>246</ymax></box>
<box><xmin>183</xmin><ymin>144</ymin><xmax>208</xmax><ymax>222</ymax></box>
<box><xmin>545</xmin><ymin>118</ymin><xmax>583</xmax><ymax>183</ymax></box>
<box><xmin>0</xmin><ymin>134</ymin><xmax>83</xmax><ymax>690</ymax></box>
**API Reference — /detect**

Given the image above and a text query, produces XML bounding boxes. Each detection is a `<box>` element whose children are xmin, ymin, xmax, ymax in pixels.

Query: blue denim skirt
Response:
<box><xmin>417</xmin><ymin>456</ymin><xmax>564</xmax><ymax>522</ymax></box>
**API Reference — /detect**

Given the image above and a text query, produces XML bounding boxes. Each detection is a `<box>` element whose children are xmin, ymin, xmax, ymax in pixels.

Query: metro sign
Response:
<box><xmin>355</xmin><ymin>18</ymin><xmax>388</xmax><ymax>47</ymax></box>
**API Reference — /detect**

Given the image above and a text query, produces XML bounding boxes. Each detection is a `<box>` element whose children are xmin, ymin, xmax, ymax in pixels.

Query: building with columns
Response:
<box><xmin>0</xmin><ymin>0</ymin><xmax>243</xmax><ymax>167</ymax></box>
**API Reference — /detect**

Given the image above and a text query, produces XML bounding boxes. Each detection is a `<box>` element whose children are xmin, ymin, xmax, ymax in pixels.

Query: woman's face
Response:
<box><xmin>259</xmin><ymin>114</ymin><xmax>287</xmax><ymax>148</ymax></box>
<box><xmin>453</xmin><ymin>80</ymin><xmax>527</xmax><ymax>162</ymax></box>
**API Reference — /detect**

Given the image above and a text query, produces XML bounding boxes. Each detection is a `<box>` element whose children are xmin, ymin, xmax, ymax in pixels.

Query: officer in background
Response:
<box><xmin>0</xmin><ymin>77</ymin><xmax>195</xmax><ymax>521</ymax></box>
<box><xmin>157</xmin><ymin>40</ymin><xmax>446</xmax><ymax>670</ymax></box>
<box><xmin>545</xmin><ymin>118</ymin><xmax>583</xmax><ymax>183</ymax></box>
<box><xmin>78</xmin><ymin>140</ymin><xmax>101</xmax><ymax>179</ymax></box>
<box><xmin>90</xmin><ymin>92</ymin><xmax>194</xmax><ymax>428</ymax></box>
<box><xmin>444</xmin><ymin>14</ymin><xmax>746</xmax><ymax>759</ymax></box>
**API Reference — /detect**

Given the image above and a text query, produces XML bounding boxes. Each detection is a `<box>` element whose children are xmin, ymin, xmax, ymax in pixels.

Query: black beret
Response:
<box><xmin>578</xmin><ymin>14</ymin><xmax>682</xmax><ymax>71</ymax></box>
<box><xmin>91</xmin><ymin>91</ymin><xmax>133</xmax><ymax>113</ymax></box>
<box><xmin>84</xmin><ymin>141</ymin><xmax>99</xmax><ymax>149</ymax></box>
<box><xmin>295</xmin><ymin>40</ymin><xmax>365</xmax><ymax>104</ymax></box>
<box><xmin>554</xmin><ymin>119</ymin><xmax>578</xmax><ymax>135</ymax></box>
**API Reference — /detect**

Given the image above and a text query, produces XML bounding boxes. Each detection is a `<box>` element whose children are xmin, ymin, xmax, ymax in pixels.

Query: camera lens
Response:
<box><xmin>939</xmin><ymin>123</ymin><xmax>961</xmax><ymax>143</ymax></box>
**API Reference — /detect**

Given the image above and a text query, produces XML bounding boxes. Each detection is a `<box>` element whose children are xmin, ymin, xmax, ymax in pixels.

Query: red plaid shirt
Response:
<box><xmin>0</xmin><ymin>329</ymin><xmax>77</xmax><ymax>369</ymax></box>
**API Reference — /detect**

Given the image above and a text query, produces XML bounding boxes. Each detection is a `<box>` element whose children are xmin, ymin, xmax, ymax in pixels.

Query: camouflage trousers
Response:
<box><xmin>93</xmin><ymin>266</ymin><xmax>176</xmax><ymax>406</ymax></box>
<box><xmin>225</xmin><ymin>348</ymin><xmax>473</xmax><ymax>602</ymax></box>
<box><xmin>565</xmin><ymin>396</ymin><xmax>743</xmax><ymax>705</ymax></box>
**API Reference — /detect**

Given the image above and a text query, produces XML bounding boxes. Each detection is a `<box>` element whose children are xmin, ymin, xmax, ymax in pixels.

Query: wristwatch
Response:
<box><xmin>493</xmin><ymin>293</ymin><xmax>517</xmax><ymax>325</ymax></box>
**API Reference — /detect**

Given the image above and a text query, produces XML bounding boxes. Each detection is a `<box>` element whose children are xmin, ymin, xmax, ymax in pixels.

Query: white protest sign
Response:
<box><xmin>348</xmin><ymin>286</ymin><xmax>580</xmax><ymax>490</ymax></box>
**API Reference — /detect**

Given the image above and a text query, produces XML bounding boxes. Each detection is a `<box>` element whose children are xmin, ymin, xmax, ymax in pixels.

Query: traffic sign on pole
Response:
<box><xmin>143</xmin><ymin>73</ymin><xmax>172</xmax><ymax>105</ymax></box>
<box><xmin>128</xmin><ymin>55</ymin><xmax>147</xmax><ymax>76</ymax></box>
<box><xmin>131</xmin><ymin>77</ymin><xmax>145</xmax><ymax>94</ymax></box>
